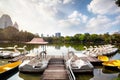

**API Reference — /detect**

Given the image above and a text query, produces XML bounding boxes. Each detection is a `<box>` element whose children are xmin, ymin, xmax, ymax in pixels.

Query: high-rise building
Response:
<box><xmin>41</xmin><ymin>34</ymin><xmax>44</xmax><ymax>37</ymax></box>
<box><xmin>0</xmin><ymin>14</ymin><xmax>19</xmax><ymax>29</ymax></box>
<box><xmin>0</xmin><ymin>14</ymin><xmax>13</xmax><ymax>28</ymax></box>
<box><xmin>55</xmin><ymin>32</ymin><xmax>61</xmax><ymax>37</ymax></box>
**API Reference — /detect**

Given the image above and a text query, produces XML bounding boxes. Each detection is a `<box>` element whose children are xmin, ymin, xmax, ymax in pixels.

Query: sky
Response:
<box><xmin>0</xmin><ymin>0</ymin><xmax>120</xmax><ymax>36</ymax></box>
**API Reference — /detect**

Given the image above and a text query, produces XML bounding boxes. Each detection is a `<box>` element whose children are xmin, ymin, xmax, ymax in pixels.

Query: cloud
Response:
<box><xmin>0</xmin><ymin>0</ymin><xmax>119</xmax><ymax>36</ymax></box>
<box><xmin>86</xmin><ymin>15</ymin><xmax>120</xmax><ymax>33</ymax></box>
<box><xmin>112</xmin><ymin>15</ymin><xmax>120</xmax><ymax>25</ymax></box>
<box><xmin>0</xmin><ymin>0</ymin><xmax>60</xmax><ymax>34</ymax></box>
<box><xmin>32</xmin><ymin>0</ymin><xmax>73</xmax><ymax>5</ymax></box>
<box><xmin>63</xmin><ymin>0</ymin><xmax>72</xmax><ymax>4</ymax></box>
<box><xmin>58</xmin><ymin>10</ymin><xmax>88</xmax><ymax>27</ymax></box>
<box><xmin>86</xmin><ymin>15</ymin><xmax>111</xmax><ymax>33</ymax></box>
<box><xmin>68</xmin><ymin>11</ymin><xmax>88</xmax><ymax>23</ymax></box>
<box><xmin>88</xmin><ymin>0</ymin><xmax>120</xmax><ymax>15</ymax></box>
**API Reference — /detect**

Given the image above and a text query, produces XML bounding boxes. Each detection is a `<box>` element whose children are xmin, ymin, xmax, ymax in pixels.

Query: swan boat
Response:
<box><xmin>19</xmin><ymin>51</ymin><xmax>50</xmax><ymax>73</ymax></box>
<box><xmin>0</xmin><ymin>45</ymin><xmax>27</xmax><ymax>58</ymax></box>
<box><xmin>66</xmin><ymin>51</ymin><xmax>94</xmax><ymax>73</ymax></box>
<box><xmin>83</xmin><ymin>44</ymin><xmax>118</xmax><ymax>57</ymax></box>
<box><xmin>0</xmin><ymin>51</ymin><xmax>21</xmax><ymax>58</ymax></box>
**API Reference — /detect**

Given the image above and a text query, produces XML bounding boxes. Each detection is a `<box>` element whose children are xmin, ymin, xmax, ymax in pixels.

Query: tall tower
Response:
<box><xmin>0</xmin><ymin>14</ymin><xmax>13</xmax><ymax>28</ymax></box>
<box><xmin>55</xmin><ymin>32</ymin><xmax>61</xmax><ymax>37</ymax></box>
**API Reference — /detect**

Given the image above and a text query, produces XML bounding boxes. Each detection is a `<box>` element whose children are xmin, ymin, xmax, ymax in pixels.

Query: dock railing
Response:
<box><xmin>62</xmin><ymin>53</ymin><xmax>76</xmax><ymax>80</ymax></box>
<box><xmin>67</xmin><ymin>65</ymin><xmax>76</xmax><ymax>80</ymax></box>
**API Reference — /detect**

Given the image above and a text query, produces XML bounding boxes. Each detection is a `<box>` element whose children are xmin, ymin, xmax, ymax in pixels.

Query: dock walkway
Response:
<box><xmin>42</xmin><ymin>58</ymin><xmax>69</xmax><ymax>80</ymax></box>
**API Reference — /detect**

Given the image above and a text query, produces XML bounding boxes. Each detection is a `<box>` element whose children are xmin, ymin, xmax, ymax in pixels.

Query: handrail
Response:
<box><xmin>62</xmin><ymin>52</ymin><xmax>76</xmax><ymax>80</ymax></box>
<box><xmin>67</xmin><ymin>65</ymin><xmax>76</xmax><ymax>80</ymax></box>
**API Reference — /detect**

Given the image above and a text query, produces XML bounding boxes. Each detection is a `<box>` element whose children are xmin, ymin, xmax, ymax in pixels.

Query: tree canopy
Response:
<box><xmin>116</xmin><ymin>0</ymin><xmax>120</xmax><ymax>7</ymax></box>
<box><xmin>0</xmin><ymin>26</ymin><xmax>39</xmax><ymax>42</ymax></box>
<box><xmin>43</xmin><ymin>33</ymin><xmax>120</xmax><ymax>44</ymax></box>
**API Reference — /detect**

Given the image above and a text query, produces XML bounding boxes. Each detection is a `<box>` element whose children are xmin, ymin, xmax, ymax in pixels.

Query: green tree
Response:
<box><xmin>0</xmin><ymin>29</ymin><xmax>4</xmax><ymax>41</ymax></box>
<box><xmin>111</xmin><ymin>33</ymin><xmax>120</xmax><ymax>43</ymax></box>
<box><xmin>3</xmin><ymin>26</ymin><xmax>19</xmax><ymax>41</ymax></box>
<box><xmin>79</xmin><ymin>34</ymin><xmax>85</xmax><ymax>43</ymax></box>
<box><xmin>64</xmin><ymin>36</ymin><xmax>72</xmax><ymax>43</ymax></box>
<box><xmin>0</xmin><ymin>26</ymin><xmax>38</xmax><ymax>42</ymax></box>
<box><xmin>102</xmin><ymin>33</ymin><xmax>111</xmax><ymax>43</ymax></box>
<box><xmin>18</xmin><ymin>31</ymin><xmax>34</xmax><ymax>42</ymax></box>
<box><xmin>116</xmin><ymin>0</ymin><xmax>120</xmax><ymax>7</ymax></box>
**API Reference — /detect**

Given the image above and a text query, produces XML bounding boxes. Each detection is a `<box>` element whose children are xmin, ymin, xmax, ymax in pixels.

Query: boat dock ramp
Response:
<box><xmin>42</xmin><ymin>58</ymin><xmax>69</xmax><ymax>80</ymax></box>
<box><xmin>7</xmin><ymin>55</ymin><xmax>102</xmax><ymax>80</ymax></box>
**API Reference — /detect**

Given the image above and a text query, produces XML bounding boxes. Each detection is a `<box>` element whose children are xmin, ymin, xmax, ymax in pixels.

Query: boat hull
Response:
<box><xmin>103</xmin><ymin>66</ymin><xmax>120</xmax><ymax>71</ymax></box>
<box><xmin>102</xmin><ymin>60</ymin><xmax>120</xmax><ymax>71</ymax></box>
<box><xmin>19</xmin><ymin>65</ymin><xmax>46</xmax><ymax>73</ymax></box>
<box><xmin>19</xmin><ymin>61</ymin><xmax>48</xmax><ymax>73</ymax></box>
<box><xmin>0</xmin><ymin>61</ymin><xmax>21</xmax><ymax>79</ymax></box>
<box><xmin>0</xmin><ymin>66</ymin><xmax>18</xmax><ymax>79</ymax></box>
<box><xmin>71</xmin><ymin>60</ymin><xmax>94</xmax><ymax>73</ymax></box>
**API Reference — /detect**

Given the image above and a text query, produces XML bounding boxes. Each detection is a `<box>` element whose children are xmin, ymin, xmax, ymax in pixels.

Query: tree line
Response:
<box><xmin>44</xmin><ymin>32</ymin><xmax>120</xmax><ymax>44</ymax></box>
<box><xmin>0</xmin><ymin>26</ymin><xmax>39</xmax><ymax>43</ymax></box>
<box><xmin>0</xmin><ymin>26</ymin><xmax>120</xmax><ymax>44</ymax></box>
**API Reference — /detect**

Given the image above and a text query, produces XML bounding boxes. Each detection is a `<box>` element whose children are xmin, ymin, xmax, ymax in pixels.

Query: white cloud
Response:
<box><xmin>88</xmin><ymin>0</ymin><xmax>120</xmax><ymax>15</ymax></box>
<box><xmin>32</xmin><ymin>0</ymin><xmax>72</xmax><ymax>5</ymax></box>
<box><xmin>58</xmin><ymin>11</ymin><xmax>88</xmax><ymax>27</ymax></box>
<box><xmin>63</xmin><ymin>0</ymin><xmax>72</xmax><ymax>4</ymax></box>
<box><xmin>68</xmin><ymin>11</ymin><xmax>88</xmax><ymax>23</ymax></box>
<box><xmin>0</xmin><ymin>0</ymin><xmax>75</xmax><ymax>36</ymax></box>
<box><xmin>0</xmin><ymin>0</ymin><xmax>119</xmax><ymax>36</ymax></box>
<box><xmin>37</xmin><ymin>2</ymin><xmax>58</xmax><ymax>17</ymax></box>
<box><xmin>0</xmin><ymin>0</ymin><xmax>59</xmax><ymax>34</ymax></box>
<box><xmin>86</xmin><ymin>15</ymin><xmax>112</xmax><ymax>33</ymax></box>
<box><xmin>113</xmin><ymin>15</ymin><xmax>120</xmax><ymax>25</ymax></box>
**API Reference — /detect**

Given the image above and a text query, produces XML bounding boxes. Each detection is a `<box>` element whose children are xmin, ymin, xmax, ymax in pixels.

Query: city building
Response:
<box><xmin>55</xmin><ymin>32</ymin><xmax>61</xmax><ymax>37</ymax></box>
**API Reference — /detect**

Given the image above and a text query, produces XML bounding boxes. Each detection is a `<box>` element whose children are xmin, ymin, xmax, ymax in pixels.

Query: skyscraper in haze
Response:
<box><xmin>55</xmin><ymin>32</ymin><xmax>61</xmax><ymax>37</ymax></box>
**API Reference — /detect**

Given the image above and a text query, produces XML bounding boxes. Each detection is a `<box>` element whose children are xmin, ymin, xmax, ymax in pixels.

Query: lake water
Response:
<box><xmin>0</xmin><ymin>43</ymin><xmax>120</xmax><ymax>80</ymax></box>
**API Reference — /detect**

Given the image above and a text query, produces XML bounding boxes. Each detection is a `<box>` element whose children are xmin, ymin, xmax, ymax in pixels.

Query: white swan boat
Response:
<box><xmin>19</xmin><ymin>51</ymin><xmax>49</xmax><ymax>73</ymax></box>
<box><xmin>0</xmin><ymin>51</ymin><xmax>21</xmax><ymax>58</ymax></box>
<box><xmin>0</xmin><ymin>45</ymin><xmax>21</xmax><ymax>58</ymax></box>
<box><xmin>66</xmin><ymin>51</ymin><xmax>94</xmax><ymax>73</ymax></box>
<box><xmin>83</xmin><ymin>44</ymin><xmax>118</xmax><ymax>57</ymax></box>
<box><xmin>19</xmin><ymin>59</ymin><xmax>48</xmax><ymax>73</ymax></box>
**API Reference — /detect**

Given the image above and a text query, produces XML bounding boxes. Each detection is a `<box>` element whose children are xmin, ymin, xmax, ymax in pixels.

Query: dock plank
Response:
<box><xmin>42</xmin><ymin>58</ymin><xmax>69</xmax><ymax>80</ymax></box>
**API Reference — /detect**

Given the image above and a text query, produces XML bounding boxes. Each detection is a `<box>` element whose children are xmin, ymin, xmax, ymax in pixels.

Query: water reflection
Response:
<box><xmin>19</xmin><ymin>72</ymin><xmax>42</xmax><ymax>80</ymax></box>
<box><xmin>90</xmin><ymin>69</ymin><xmax>119</xmax><ymax>80</ymax></box>
<box><xmin>2</xmin><ymin>70</ymin><xmax>19</xmax><ymax>80</ymax></box>
<box><xmin>102</xmin><ymin>68</ymin><xmax>119</xmax><ymax>74</ymax></box>
<box><xmin>0</xmin><ymin>59</ymin><xmax>9</xmax><ymax>65</ymax></box>
<box><xmin>75</xmin><ymin>73</ymin><xmax>93</xmax><ymax>80</ymax></box>
<box><xmin>55</xmin><ymin>45</ymin><xmax>61</xmax><ymax>49</ymax></box>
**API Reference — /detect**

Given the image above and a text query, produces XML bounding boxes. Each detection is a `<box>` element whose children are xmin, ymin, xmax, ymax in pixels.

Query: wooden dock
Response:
<box><xmin>42</xmin><ymin>58</ymin><xmax>69</xmax><ymax>80</ymax></box>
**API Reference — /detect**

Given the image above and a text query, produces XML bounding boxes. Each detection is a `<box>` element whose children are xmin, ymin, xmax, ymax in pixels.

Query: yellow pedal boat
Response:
<box><xmin>0</xmin><ymin>61</ymin><xmax>21</xmax><ymax>74</ymax></box>
<box><xmin>98</xmin><ymin>55</ymin><xmax>109</xmax><ymax>62</ymax></box>
<box><xmin>102</xmin><ymin>60</ymin><xmax>120</xmax><ymax>67</ymax></box>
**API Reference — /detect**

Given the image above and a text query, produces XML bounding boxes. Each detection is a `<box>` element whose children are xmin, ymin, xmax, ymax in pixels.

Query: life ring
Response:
<box><xmin>40</xmin><ymin>51</ymin><xmax>47</xmax><ymax>58</ymax></box>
